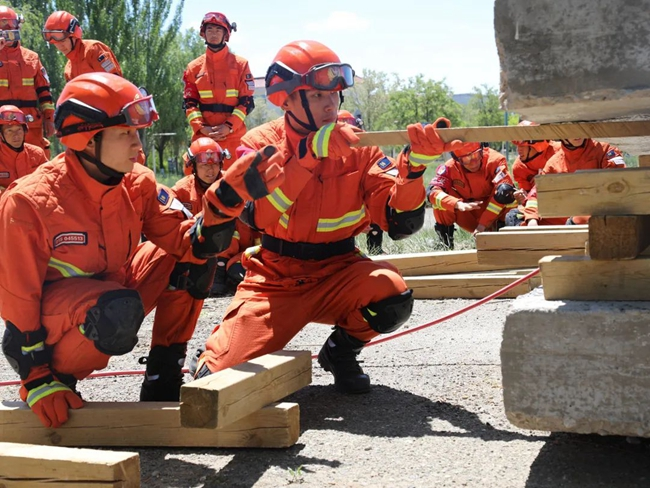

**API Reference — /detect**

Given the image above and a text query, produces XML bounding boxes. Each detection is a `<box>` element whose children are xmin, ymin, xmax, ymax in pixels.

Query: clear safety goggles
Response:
<box><xmin>42</xmin><ymin>29</ymin><xmax>70</xmax><ymax>42</ymax></box>
<box><xmin>454</xmin><ymin>147</ymin><xmax>483</xmax><ymax>165</ymax></box>
<box><xmin>512</xmin><ymin>139</ymin><xmax>544</xmax><ymax>147</ymax></box>
<box><xmin>202</xmin><ymin>12</ymin><xmax>229</xmax><ymax>26</ymax></box>
<box><xmin>55</xmin><ymin>88</ymin><xmax>159</xmax><ymax>137</ymax></box>
<box><xmin>0</xmin><ymin>18</ymin><xmax>21</xmax><ymax>30</ymax></box>
<box><xmin>193</xmin><ymin>150</ymin><xmax>224</xmax><ymax>165</ymax></box>
<box><xmin>266</xmin><ymin>62</ymin><xmax>355</xmax><ymax>95</ymax></box>
<box><xmin>0</xmin><ymin>110</ymin><xmax>32</xmax><ymax>124</ymax></box>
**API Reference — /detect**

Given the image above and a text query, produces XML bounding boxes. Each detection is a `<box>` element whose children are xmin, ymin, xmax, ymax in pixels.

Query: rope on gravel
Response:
<box><xmin>0</xmin><ymin>268</ymin><xmax>540</xmax><ymax>388</ymax></box>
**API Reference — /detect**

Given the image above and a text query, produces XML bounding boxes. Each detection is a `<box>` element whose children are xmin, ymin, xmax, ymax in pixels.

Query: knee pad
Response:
<box><xmin>387</xmin><ymin>205</ymin><xmax>425</xmax><ymax>240</ymax></box>
<box><xmin>2</xmin><ymin>321</ymin><xmax>51</xmax><ymax>379</ymax></box>
<box><xmin>81</xmin><ymin>289</ymin><xmax>144</xmax><ymax>356</ymax></box>
<box><xmin>361</xmin><ymin>290</ymin><xmax>414</xmax><ymax>334</ymax></box>
<box><xmin>169</xmin><ymin>259</ymin><xmax>218</xmax><ymax>300</ymax></box>
<box><xmin>505</xmin><ymin>208</ymin><xmax>524</xmax><ymax>227</ymax></box>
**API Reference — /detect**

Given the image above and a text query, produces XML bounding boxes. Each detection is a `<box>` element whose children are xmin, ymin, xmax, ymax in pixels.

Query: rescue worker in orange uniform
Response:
<box><xmin>0</xmin><ymin>73</ymin><xmax>278</xmax><ymax>428</ymax></box>
<box><xmin>0</xmin><ymin>6</ymin><xmax>55</xmax><ymax>156</ymax></box>
<box><xmin>182</xmin><ymin>12</ymin><xmax>255</xmax><ymax>166</ymax></box>
<box><xmin>193</xmin><ymin>40</ymin><xmax>463</xmax><ymax>394</ymax></box>
<box><xmin>0</xmin><ymin>104</ymin><xmax>48</xmax><ymax>191</ymax></box>
<box><xmin>522</xmin><ymin>138</ymin><xmax>625</xmax><ymax>226</ymax></box>
<box><xmin>42</xmin><ymin>10</ymin><xmax>122</xmax><ymax>82</ymax></box>
<box><xmin>427</xmin><ymin>142</ymin><xmax>514</xmax><ymax>248</ymax></box>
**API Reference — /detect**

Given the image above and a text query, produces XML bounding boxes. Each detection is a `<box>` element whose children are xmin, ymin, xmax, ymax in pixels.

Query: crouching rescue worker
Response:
<box><xmin>0</xmin><ymin>73</ymin><xmax>279</xmax><ymax>428</ymax></box>
<box><xmin>427</xmin><ymin>142</ymin><xmax>514</xmax><ymax>249</ymax></box>
<box><xmin>0</xmin><ymin>104</ymin><xmax>48</xmax><ymax>192</ymax></box>
<box><xmin>192</xmin><ymin>40</ymin><xmax>463</xmax><ymax>394</ymax></box>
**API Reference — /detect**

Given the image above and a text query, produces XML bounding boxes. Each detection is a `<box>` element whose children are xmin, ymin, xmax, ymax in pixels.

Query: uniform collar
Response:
<box><xmin>65</xmin><ymin>38</ymin><xmax>83</xmax><ymax>61</ymax></box>
<box><xmin>205</xmin><ymin>45</ymin><xmax>229</xmax><ymax>62</ymax></box>
<box><xmin>64</xmin><ymin>149</ymin><xmax>120</xmax><ymax>203</ymax></box>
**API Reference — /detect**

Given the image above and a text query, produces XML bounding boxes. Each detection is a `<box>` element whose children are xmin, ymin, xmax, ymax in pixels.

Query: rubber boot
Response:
<box><xmin>366</xmin><ymin>223</ymin><xmax>385</xmax><ymax>255</ymax></box>
<box><xmin>210</xmin><ymin>258</ymin><xmax>229</xmax><ymax>297</ymax></box>
<box><xmin>434</xmin><ymin>223</ymin><xmax>455</xmax><ymax>250</ymax></box>
<box><xmin>139</xmin><ymin>343</ymin><xmax>187</xmax><ymax>402</ymax></box>
<box><xmin>317</xmin><ymin>327</ymin><xmax>370</xmax><ymax>394</ymax></box>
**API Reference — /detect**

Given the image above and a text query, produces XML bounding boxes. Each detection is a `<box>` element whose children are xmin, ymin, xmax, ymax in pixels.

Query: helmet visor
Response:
<box><xmin>305</xmin><ymin>63</ymin><xmax>354</xmax><ymax>91</ymax></box>
<box><xmin>121</xmin><ymin>94</ymin><xmax>159</xmax><ymax>127</ymax></box>
<box><xmin>512</xmin><ymin>139</ymin><xmax>544</xmax><ymax>147</ymax></box>
<box><xmin>0</xmin><ymin>19</ymin><xmax>20</xmax><ymax>30</ymax></box>
<box><xmin>193</xmin><ymin>150</ymin><xmax>223</xmax><ymax>165</ymax></box>
<box><xmin>0</xmin><ymin>110</ymin><xmax>31</xmax><ymax>124</ymax></box>
<box><xmin>202</xmin><ymin>12</ymin><xmax>229</xmax><ymax>29</ymax></box>
<box><xmin>42</xmin><ymin>29</ymin><xmax>70</xmax><ymax>42</ymax></box>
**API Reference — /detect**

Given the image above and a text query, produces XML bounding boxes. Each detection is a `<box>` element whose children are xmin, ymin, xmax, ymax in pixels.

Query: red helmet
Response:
<box><xmin>54</xmin><ymin>73</ymin><xmax>159</xmax><ymax>151</ymax></box>
<box><xmin>200</xmin><ymin>12</ymin><xmax>236</xmax><ymax>41</ymax></box>
<box><xmin>0</xmin><ymin>6</ymin><xmax>23</xmax><ymax>30</ymax></box>
<box><xmin>265</xmin><ymin>40</ymin><xmax>355</xmax><ymax>107</ymax></box>
<box><xmin>184</xmin><ymin>137</ymin><xmax>225</xmax><ymax>175</ymax></box>
<box><xmin>0</xmin><ymin>105</ymin><xmax>32</xmax><ymax>128</ymax></box>
<box><xmin>512</xmin><ymin>120</ymin><xmax>549</xmax><ymax>153</ymax></box>
<box><xmin>43</xmin><ymin>11</ymin><xmax>82</xmax><ymax>43</ymax></box>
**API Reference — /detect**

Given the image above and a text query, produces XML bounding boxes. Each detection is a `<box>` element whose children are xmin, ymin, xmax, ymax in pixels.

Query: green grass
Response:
<box><xmin>355</xmin><ymin>225</ymin><xmax>475</xmax><ymax>255</ymax></box>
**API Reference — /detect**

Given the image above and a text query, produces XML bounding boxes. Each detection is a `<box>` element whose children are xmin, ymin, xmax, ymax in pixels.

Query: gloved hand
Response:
<box><xmin>43</xmin><ymin>119</ymin><xmax>55</xmax><ymax>138</ymax></box>
<box><xmin>407</xmin><ymin>118</ymin><xmax>463</xmax><ymax>167</ymax></box>
<box><xmin>20</xmin><ymin>378</ymin><xmax>83</xmax><ymax>428</ymax></box>
<box><xmin>298</xmin><ymin>122</ymin><xmax>360</xmax><ymax>170</ymax></box>
<box><xmin>205</xmin><ymin>145</ymin><xmax>285</xmax><ymax>218</ymax></box>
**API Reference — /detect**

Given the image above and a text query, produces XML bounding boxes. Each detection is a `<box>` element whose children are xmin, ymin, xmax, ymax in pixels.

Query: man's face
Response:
<box><xmin>89</xmin><ymin>126</ymin><xmax>143</xmax><ymax>174</ymax></box>
<box><xmin>457</xmin><ymin>148</ymin><xmax>483</xmax><ymax>173</ymax></box>
<box><xmin>563</xmin><ymin>138</ymin><xmax>585</xmax><ymax>149</ymax></box>
<box><xmin>195</xmin><ymin>161</ymin><xmax>220</xmax><ymax>185</ymax></box>
<box><xmin>51</xmin><ymin>37</ymin><xmax>73</xmax><ymax>55</ymax></box>
<box><xmin>204</xmin><ymin>24</ymin><xmax>225</xmax><ymax>45</ymax></box>
<box><xmin>283</xmin><ymin>90</ymin><xmax>339</xmax><ymax>133</ymax></box>
<box><xmin>2</xmin><ymin>124</ymin><xmax>25</xmax><ymax>149</ymax></box>
<box><xmin>516</xmin><ymin>144</ymin><xmax>539</xmax><ymax>162</ymax></box>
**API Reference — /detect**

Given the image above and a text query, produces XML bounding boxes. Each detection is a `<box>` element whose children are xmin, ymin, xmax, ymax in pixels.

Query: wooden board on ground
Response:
<box><xmin>0</xmin><ymin>402</ymin><xmax>299</xmax><ymax>448</ymax></box>
<box><xmin>0</xmin><ymin>442</ymin><xmax>140</xmax><ymax>487</ymax></box>
<box><xmin>355</xmin><ymin>120</ymin><xmax>650</xmax><ymax>147</ymax></box>
<box><xmin>181</xmin><ymin>350</ymin><xmax>311</xmax><ymax>429</ymax></box>
<box><xmin>498</xmin><ymin>224</ymin><xmax>588</xmax><ymax>232</ymax></box>
<box><xmin>371</xmin><ymin>250</ymin><xmax>518</xmax><ymax>276</ymax></box>
<box><xmin>476</xmin><ymin>229</ymin><xmax>588</xmax><ymax>266</ymax></box>
<box><xmin>588</xmin><ymin>215</ymin><xmax>650</xmax><ymax>260</ymax></box>
<box><xmin>535</xmin><ymin>167</ymin><xmax>650</xmax><ymax>217</ymax></box>
<box><xmin>405</xmin><ymin>269</ymin><xmax>541</xmax><ymax>299</ymax></box>
<box><xmin>540</xmin><ymin>255</ymin><xmax>650</xmax><ymax>300</ymax></box>
<box><xmin>638</xmin><ymin>155</ymin><xmax>650</xmax><ymax>167</ymax></box>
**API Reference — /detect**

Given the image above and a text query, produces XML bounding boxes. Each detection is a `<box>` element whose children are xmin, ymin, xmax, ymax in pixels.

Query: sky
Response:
<box><xmin>177</xmin><ymin>0</ymin><xmax>501</xmax><ymax>95</ymax></box>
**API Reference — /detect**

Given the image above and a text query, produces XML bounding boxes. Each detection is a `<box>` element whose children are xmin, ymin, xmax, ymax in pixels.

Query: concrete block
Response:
<box><xmin>501</xmin><ymin>287</ymin><xmax>650</xmax><ymax>436</ymax></box>
<box><xmin>495</xmin><ymin>0</ymin><xmax>650</xmax><ymax>124</ymax></box>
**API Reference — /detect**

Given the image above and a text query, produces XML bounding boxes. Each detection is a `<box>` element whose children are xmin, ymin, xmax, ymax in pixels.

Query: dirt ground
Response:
<box><xmin>2</xmin><ymin>294</ymin><xmax>650</xmax><ymax>488</ymax></box>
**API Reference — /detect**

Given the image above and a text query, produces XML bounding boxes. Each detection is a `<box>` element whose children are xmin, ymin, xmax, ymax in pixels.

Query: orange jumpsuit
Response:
<box><xmin>64</xmin><ymin>38</ymin><xmax>122</xmax><ymax>82</ymax></box>
<box><xmin>523</xmin><ymin>140</ymin><xmax>625</xmax><ymax>225</ymax></box>
<box><xmin>428</xmin><ymin>147</ymin><xmax>513</xmax><ymax>232</ymax></box>
<box><xmin>512</xmin><ymin>142</ymin><xmax>561</xmax><ymax>192</ymax></box>
<box><xmin>0</xmin><ymin>151</ymin><xmax>206</xmax><ymax>383</ymax></box>
<box><xmin>182</xmin><ymin>47</ymin><xmax>255</xmax><ymax>166</ymax></box>
<box><xmin>0</xmin><ymin>43</ymin><xmax>54</xmax><ymax>154</ymax></box>
<box><xmin>200</xmin><ymin>116</ymin><xmax>426</xmax><ymax>373</ymax></box>
<box><xmin>0</xmin><ymin>140</ymin><xmax>47</xmax><ymax>190</ymax></box>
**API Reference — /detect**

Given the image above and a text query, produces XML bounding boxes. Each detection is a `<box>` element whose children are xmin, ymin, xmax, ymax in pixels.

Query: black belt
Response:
<box><xmin>0</xmin><ymin>99</ymin><xmax>38</xmax><ymax>108</ymax></box>
<box><xmin>199</xmin><ymin>103</ymin><xmax>234</xmax><ymax>114</ymax></box>
<box><xmin>262</xmin><ymin>235</ymin><xmax>355</xmax><ymax>261</ymax></box>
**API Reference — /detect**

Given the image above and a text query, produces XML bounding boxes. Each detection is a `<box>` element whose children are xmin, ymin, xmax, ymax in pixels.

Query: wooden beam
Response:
<box><xmin>588</xmin><ymin>215</ymin><xmax>650</xmax><ymax>260</ymax></box>
<box><xmin>476</xmin><ymin>229</ymin><xmax>587</xmax><ymax>266</ymax></box>
<box><xmin>405</xmin><ymin>270</ymin><xmax>541</xmax><ymax>299</ymax></box>
<box><xmin>540</xmin><ymin>255</ymin><xmax>650</xmax><ymax>300</ymax></box>
<box><xmin>0</xmin><ymin>401</ymin><xmax>299</xmax><ymax>448</ymax></box>
<box><xmin>0</xmin><ymin>442</ymin><xmax>139</xmax><ymax>487</ymax></box>
<box><xmin>536</xmin><ymin>167</ymin><xmax>650</xmax><ymax>217</ymax></box>
<box><xmin>180</xmin><ymin>350</ymin><xmax>311</xmax><ymax>429</ymax></box>
<box><xmin>371</xmin><ymin>250</ymin><xmax>518</xmax><ymax>277</ymax></box>
<box><xmin>638</xmin><ymin>155</ymin><xmax>650</xmax><ymax>167</ymax></box>
<box><xmin>498</xmin><ymin>224</ymin><xmax>588</xmax><ymax>232</ymax></box>
<box><xmin>355</xmin><ymin>120</ymin><xmax>650</xmax><ymax>147</ymax></box>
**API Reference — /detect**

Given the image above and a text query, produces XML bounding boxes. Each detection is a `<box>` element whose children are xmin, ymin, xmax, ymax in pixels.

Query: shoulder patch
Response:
<box><xmin>157</xmin><ymin>188</ymin><xmax>170</xmax><ymax>206</ymax></box>
<box><xmin>40</xmin><ymin>67</ymin><xmax>49</xmax><ymax>84</ymax></box>
<box><xmin>377</xmin><ymin>157</ymin><xmax>391</xmax><ymax>170</ymax></box>
<box><xmin>436</xmin><ymin>164</ymin><xmax>448</xmax><ymax>176</ymax></box>
<box><xmin>53</xmin><ymin>231</ymin><xmax>87</xmax><ymax>248</ymax></box>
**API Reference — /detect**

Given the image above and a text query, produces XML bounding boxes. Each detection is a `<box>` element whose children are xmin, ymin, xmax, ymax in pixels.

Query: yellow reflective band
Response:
<box><xmin>21</xmin><ymin>341</ymin><xmax>44</xmax><ymax>354</ymax></box>
<box><xmin>409</xmin><ymin>151</ymin><xmax>437</xmax><ymax>166</ymax></box>
<box><xmin>79</xmin><ymin>324</ymin><xmax>85</xmax><ymax>335</ymax></box>
<box><xmin>244</xmin><ymin>244</ymin><xmax>261</xmax><ymax>258</ymax></box>
<box><xmin>486</xmin><ymin>202</ymin><xmax>503</xmax><ymax>215</ymax></box>
<box><xmin>233</xmin><ymin>108</ymin><xmax>246</xmax><ymax>122</ymax></box>
<box><xmin>312</xmin><ymin>123</ymin><xmax>335</xmax><ymax>158</ymax></box>
<box><xmin>366</xmin><ymin>308</ymin><xmax>377</xmax><ymax>317</ymax></box>
<box><xmin>434</xmin><ymin>193</ymin><xmax>447</xmax><ymax>211</ymax></box>
<box><xmin>225</xmin><ymin>89</ymin><xmax>239</xmax><ymax>97</ymax></box>
<box><xmin>317</xmin><ymin>206</ymin><xmax>365</xmax><ymax>232</ymax></box>
<box><xmin>48</xmin><ymin>257</ymin><xmax>93</xmax><ymax>278</ymax></box>
<box><xmin>279</xmin><ymin>213</ymin><xmax>289</xmax><ymax>229</ymax></box>
<box><xmin>26</xmin><ymin>382</ymin><xmax>70</xmax><ymax>408</ymax></box>
<box><xmin>233</xmin><ymin>230</ymin><xmax>240</xmax><ymax>240</ymax></box>
<box><xmin>198</xmin><ymin>90</ymin><xmax>213</xmax><ymax>98</ymax></box>
<box><xmin>266</xmin><ymin>187</ymin><xmax>293</xmax><ymax>213</ymax></box>
<box><xmin>0</xmin><ymin>79</ymin><xmax>8</xmax><ymax>87</ymax></box>
<box><xmin>187</xmin><ymin>111</ymin><xmax>203</xmax><ymax>123</ymax></box>
<box><xmin>41</xmin><ymin>102</ymin><xmax>55</xmax><ymax>111</ymax></box>
<box><xmin>526</xmin><ymin>201</ymin><xmax>538</xmax><ymax>209</ymax></box>
<box><xmin>22</xmin><ymin>78</ymin><xmax>34</xmax><ymax>86</ymax></box>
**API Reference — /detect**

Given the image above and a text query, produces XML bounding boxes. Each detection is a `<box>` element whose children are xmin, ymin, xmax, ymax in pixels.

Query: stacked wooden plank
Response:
<box><xmin>535</xmin><ymin>167</ymin><xmax>650</xmax><ymax>300</ymax></box>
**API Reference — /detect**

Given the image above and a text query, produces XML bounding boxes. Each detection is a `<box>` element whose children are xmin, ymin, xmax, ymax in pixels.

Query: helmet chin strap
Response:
<box><xmin>75</xmin><ymin>134</ymin><xmax>124</xmax><ymax>184</ymax></box>
<box><xmin>562</xmin><ymin>139</ymin><xmax>587</xmax><ymax>151</ymax></box>
<box><xmin>287</xmin><ymin>91</ymin><xmax>345</xmax><ymax>133</ymax></box>
<box><xmin>205</xmin><ymin>40</ymin><xmax>226</xmax><ymax>51</ymax></box>
<box><xmin>0</xmin><ymin>133</ymin><xmax>23</xmax><ymax>153</ymax></box>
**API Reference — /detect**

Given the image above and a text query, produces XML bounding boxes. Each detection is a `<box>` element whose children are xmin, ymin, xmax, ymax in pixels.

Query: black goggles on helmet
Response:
<box><xmin>55</xmin><ymin>88</ymin><xmax>159</xmax><ymax>137</ymax></box>
<box><xmin>266</xmin><ymin>62</ymin><xmax>355</xmax><ymax>96</ymax></box>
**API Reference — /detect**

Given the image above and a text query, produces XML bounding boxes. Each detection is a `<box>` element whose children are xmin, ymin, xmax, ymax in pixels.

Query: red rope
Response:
<box><xmin>0</xmin><ymin>268</ymin><xmax>540</xmax><ymax>388</ymax></box>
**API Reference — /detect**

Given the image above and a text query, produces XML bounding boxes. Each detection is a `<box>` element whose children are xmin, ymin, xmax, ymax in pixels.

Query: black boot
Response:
<box><xmin>434</xmin><ymin>223</ymin><xmax>455</xmax><ymax>250</ymax></box>
<box><xmin>139</xmin><ymin>343</ymin><xmax>187</xmax><ymax>402</ymax></box>
<box><xmin>366</xmin><ymin>223</ymin><xmax>385</xmax><ymax>255</ymax></box>
<box><xmin>210</xmin><ymin>258</ymin><xmax>229</xmax><ymax>297</ymax></box>
<box><xmin>318</xmin><ymin>327</ymin><xmax>370</xmax><ymax>394</ymax></box>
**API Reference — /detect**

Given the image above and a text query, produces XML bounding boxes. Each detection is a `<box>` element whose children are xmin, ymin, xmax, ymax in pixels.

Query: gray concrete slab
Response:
<box><xmin>502</xmin><ymin>287</ymin><xmax>650</xmax><ymax>436</ymax></box>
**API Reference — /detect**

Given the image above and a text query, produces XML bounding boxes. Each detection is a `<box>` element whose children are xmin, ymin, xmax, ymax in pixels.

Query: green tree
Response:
<box><xmin>342</xmin><ymin>69</ymin><xmax>391</xmax><ymax>131</ymax></box>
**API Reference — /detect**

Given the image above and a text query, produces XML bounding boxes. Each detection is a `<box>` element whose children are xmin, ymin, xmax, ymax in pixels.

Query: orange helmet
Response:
<box><xmin>337</xmin><ymin>109</ymin><xmax>363</xmax><ymax>129</ymax></box>
<box><xmin>451</xmin><ymin>142</ymin><xmax>482</xmax><ymax>159</ymax></box>
<box><xmin>265</xmin><ymin>40</ymin><xmax>355</xmax><ymax>107</ymax></box>
<box><xmin>0</xmin><ymin>6</ymin><xmax>23</xmax><ymax>30</ymax></box>
<box><xmin>200</xmin><ymin>12</ymin><xmax>236</xmax><ymax>41</ymax></box>
<box><xmin>43</xmin><ymin>11</ymin><xmax>82</xmax><ymax>43</ymax></box>
<box><xmin>54</xmin><ymin>73</ymin><xmax>159</xmax><ymax>151</ymax></box>
<box><xmin>184</xmin><ymin>137</ymin><xmax>225</xmax><ymax>175</ymax></box>
<box><xmin>0</xmin><ymin>105</ymin><xmax>32</xmax><ymax>128</ymax></box>
<box><xmin>512</xmin><ymin>120</ymin><xmax>549</xmax><ymax>153</ymax></box>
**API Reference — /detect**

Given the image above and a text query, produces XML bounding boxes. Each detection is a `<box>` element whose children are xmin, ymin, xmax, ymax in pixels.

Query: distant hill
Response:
<box><xmin>453</xmin><ymin>93</ymin><xmax>473</xmax><ymax>106</ymax></box>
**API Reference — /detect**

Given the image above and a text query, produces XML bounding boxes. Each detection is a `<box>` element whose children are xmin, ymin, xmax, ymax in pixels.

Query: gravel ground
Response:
<box><xmin>2</xmin><ymin>295</ymin><xmax>650</xmax><ymax>488</ymax></box>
